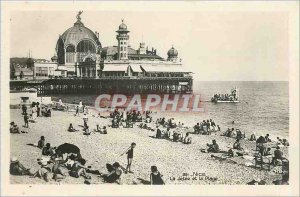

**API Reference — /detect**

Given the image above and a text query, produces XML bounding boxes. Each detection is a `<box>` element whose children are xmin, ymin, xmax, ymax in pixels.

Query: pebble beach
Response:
<box><xmin>10</xmin><ymin>108</ymin><xmax>288</xmax><ymax>185</ymax></box>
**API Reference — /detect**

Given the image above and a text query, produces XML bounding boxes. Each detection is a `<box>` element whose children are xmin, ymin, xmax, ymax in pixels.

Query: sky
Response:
<box><xmin>10</xmin><ymin>10</ymin><xmax>289</xmax><ymax>81</ymax></box>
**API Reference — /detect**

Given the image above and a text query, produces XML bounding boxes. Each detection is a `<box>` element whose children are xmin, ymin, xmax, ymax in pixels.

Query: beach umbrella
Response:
<box><xmin>57</xmin><ymin>143</ymin><xmax>80</xmax><ymax>154</ymax></box>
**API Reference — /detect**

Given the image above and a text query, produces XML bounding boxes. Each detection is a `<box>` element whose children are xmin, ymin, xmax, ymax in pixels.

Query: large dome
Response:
<box><xmin>60</xmin><ymin>20</ymin><xmax>101</xmax><ymax>47</ymax></box>
<box><xmin>55</xmin><ymin>14</ymin><xmax>102</xmax><ymax>65</ymax></box>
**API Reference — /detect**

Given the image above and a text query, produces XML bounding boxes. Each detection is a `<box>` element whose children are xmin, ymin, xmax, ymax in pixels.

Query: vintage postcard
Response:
<box><xmin>1</xmin><ymin>1</ymin><xmax>299</xmax><ymax>196</ymax></box>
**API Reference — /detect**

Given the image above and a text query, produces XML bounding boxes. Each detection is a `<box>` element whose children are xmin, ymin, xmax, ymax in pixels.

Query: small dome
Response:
<box><xmin>167</xmin><ymin>46</ymin><xmax>178</xmax><ymax>57</ymax></box>
<box><xmin>119</xmin><ymin>19</ymin><xmax>127</xmax><ymax>30</ymax></box>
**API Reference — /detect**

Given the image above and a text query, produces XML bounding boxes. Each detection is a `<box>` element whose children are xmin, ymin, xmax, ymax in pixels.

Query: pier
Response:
<box><xmin>10</xmin><ymin>77</ymin><xmax>193</xmax><ymax>95</ymax></box>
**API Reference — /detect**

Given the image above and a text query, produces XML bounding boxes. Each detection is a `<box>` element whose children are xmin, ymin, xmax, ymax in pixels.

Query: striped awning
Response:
<box><xmin>141</xmin><ymin>65</ymin><xmax>190</xmax><ymax>73</ymax></box>
<box><xmin>102</xmin><ymin>65</ymin><xmax>128</xmax><ymax>72</ymax></box>
<box><xmin>129</xmin><ymin>65</ymin><xmax>142</xmax><ymax>72</ymax></box>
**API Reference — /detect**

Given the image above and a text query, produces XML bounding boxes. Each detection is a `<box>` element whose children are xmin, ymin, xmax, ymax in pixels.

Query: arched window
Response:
<box><xmin>77</xmin><ymin>40</ymin><xmax>96</xmax><ymax>53</ymax></box>
<box><xmin>66</xmin><ymin>45</ymin><xmax>75</xmax><ymax>63</ymax></box>
<box><xmin>66</xmin><ymin>45</ymin><xmax>75</xmax><ymax>52</ymax></box>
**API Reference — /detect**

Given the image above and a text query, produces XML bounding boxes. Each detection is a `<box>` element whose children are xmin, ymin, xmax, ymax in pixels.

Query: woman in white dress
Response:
<box><xmin>31</xmin><ymin>105</ymin><xmax>37</xmax><ymax>121</ymax></box>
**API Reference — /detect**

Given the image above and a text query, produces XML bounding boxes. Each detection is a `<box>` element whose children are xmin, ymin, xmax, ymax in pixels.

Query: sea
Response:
<box><xmin>46</xmin><ymin>81</ymin><xmax>289</xmax><ymax>139</ymax></box>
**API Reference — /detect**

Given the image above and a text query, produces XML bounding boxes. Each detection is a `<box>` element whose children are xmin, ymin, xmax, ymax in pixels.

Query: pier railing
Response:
<box><xmin>10</xmin><ymin>76</ymin><xmax>193</xmax><ymax>95</ymax></box>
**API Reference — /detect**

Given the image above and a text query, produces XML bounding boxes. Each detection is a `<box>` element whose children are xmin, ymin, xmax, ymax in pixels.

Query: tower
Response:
<box><xmin>116</xmin><ymin>19</ymin><xmax>130</xmax><ymax>60</ymax></box>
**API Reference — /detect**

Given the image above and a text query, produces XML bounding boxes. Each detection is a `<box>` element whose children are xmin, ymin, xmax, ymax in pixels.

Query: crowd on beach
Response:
<box><xmin>10</xmin><ymin>98</ymin><xmax>289</xmax><ymax>185</ymax></box>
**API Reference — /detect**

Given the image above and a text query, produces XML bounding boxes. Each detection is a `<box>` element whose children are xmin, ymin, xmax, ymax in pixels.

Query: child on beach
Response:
<box><xmin>22</xmin><ymin>104</ymin><xmax>27</xmax><ymax>115</ymax></box>
<box><xmin>68</xmin><ymin>123</ymin><xmax>78</xmax><ymax>132</ymax></box>
<box><xmin>150</xmin><ymin>166</ymin><xmax>165</xmax><ymax>185</ymax></box>
<box><xmin>183</xmin><ymin>133</ymin><xmax>192</xmax><ymax>144</ymax></box>
<box><xmin>10</xmin><ymin>122</ymin><xmax>20</xmax><ymax>134</ymax></box>
<box><xmin>24</xmin><ymin>113</ymin><xmax>29</xmax><ymax>128</ymax></box>
<box><xmin>42</xmin><ymin>143</ymin><xmax>55</xmax><ymax>156</ymax></box>
<box><xmin>83</xmin><ymin>126</ymin><xmax>91</xmax><ymax>135</ymax></box>
<box><xmin>121</xmin><ymin>142</ymin><xmax>136</xmax><ymax>174</ymax></box>
<box><xmin>83</xmin><ymin>113</ymin><xmax>88</xmax><ymax>128</ymax></box>
<box><xmin>75</xmin><ymin>106</ymin><xmax>80</xmax><ymax>116</ymax></box>
<box><xmin>37</xmin><ymin>136</ymin><xmax>45</xmax><ymax>149</ymax></box>
<box><xmin>102</xmin><ymin>126</ymin><xmax>107</xmax><ymax>134</ymax></box>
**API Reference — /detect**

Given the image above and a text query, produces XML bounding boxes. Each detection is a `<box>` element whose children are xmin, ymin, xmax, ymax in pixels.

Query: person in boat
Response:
<box><xmin>10</xmin><ymin>157</ymin><xmax>31</xmax><ymax>176</ymax></box>
<box><xmin>42</xmin><ymin>143</ymin><xmax>55</xmax><ymax>156</ymax></box>
<box><xmin>69</xmin><ymin>158</ymin><xmax>91</xmax><ymax>179</ymax></box>
<box><xmin>272</xmin><ymin>146</ymin><xmax>284</xmax><ymax>165</ymax></box>
<box><xmin>10</xmin><ymin>122</ymin><xmax>20</xmax><ymax>134</ymax></box>
<box><xmin>101</xmin><ymin>162</ymin><xmax>123</xmax><ymax>184</ymax></box>
<box><xmin>183</xmin><ymin>133</ymin><xmax>192</xmax><ymax>144</ymax></box>
<box><xmin>150</xmin><ymin>166</ymin><xmax>165</xmax><ymax>185</ymax></box>
<box><xmin>207</xmin><ymin>140</ymin><xmax>220</xmax><ymax>153</ymax></box>
<box><xmin>37</xmin><ymin>136</ymin><xmax>45</xmax><ymax>149</ymax></box>
<box><xmin>22</xmin><ymin>104</ymin><xmax>27</xmax><ymax>115</ymax></box>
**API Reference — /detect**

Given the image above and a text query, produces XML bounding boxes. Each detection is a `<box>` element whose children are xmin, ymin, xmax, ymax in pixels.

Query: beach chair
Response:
<box><xmin>255</xmin><ymin>155</ymin><xmax>271</xmax><ymax>171</ymax></box>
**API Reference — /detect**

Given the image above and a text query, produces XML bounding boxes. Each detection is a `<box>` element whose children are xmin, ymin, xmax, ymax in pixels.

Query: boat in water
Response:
<box><xmin>211</xmin><ymin>87</ymin><xmax>239</xmax><ymax>103</ymax></box>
